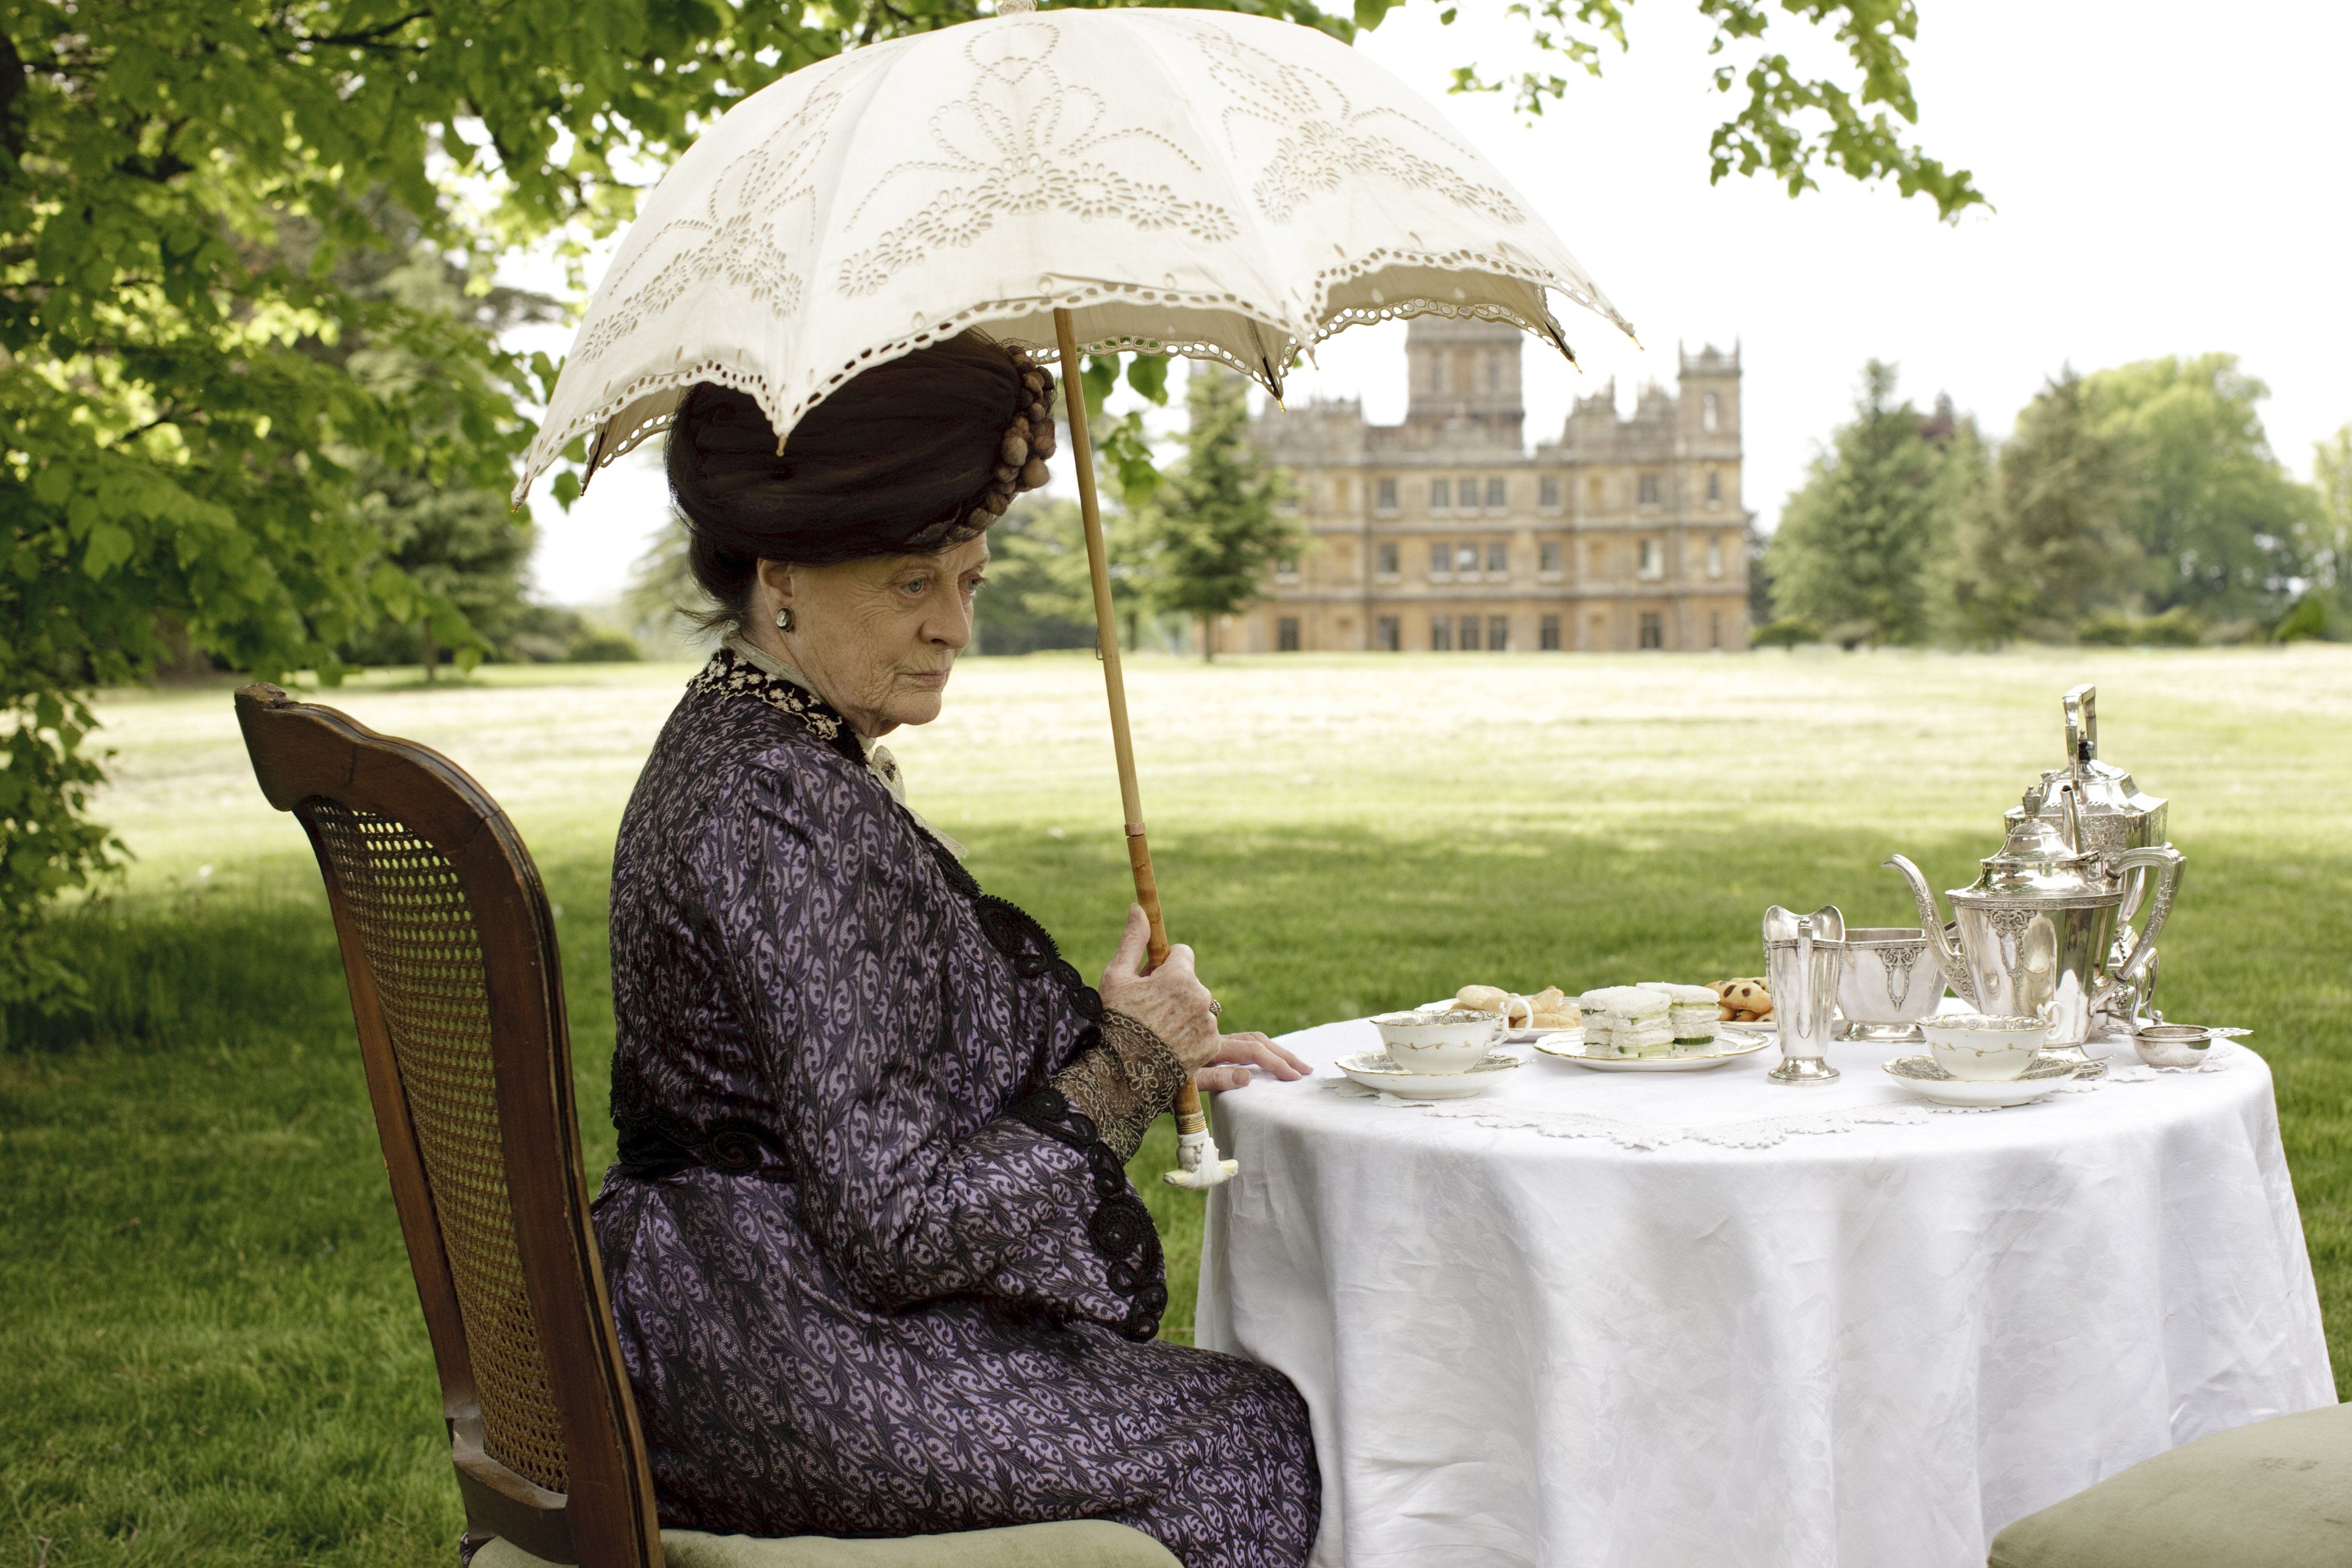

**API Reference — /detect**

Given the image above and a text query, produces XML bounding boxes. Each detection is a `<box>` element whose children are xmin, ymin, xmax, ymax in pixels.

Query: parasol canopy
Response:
<box><xmin>513</xmin><ymin>3</ymin><xmax>1633</xmax><ymax>501</ymax></box>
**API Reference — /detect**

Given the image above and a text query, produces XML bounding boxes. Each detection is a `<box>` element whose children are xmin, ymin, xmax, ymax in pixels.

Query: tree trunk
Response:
<box><xmin>1197</xmin><ymin>613</ymin><xmax>1213</xmax><ymax>663</ymax></box>
<box><xmin>420</xmin><ymin>623</ymin><xmax>439</xmax><ymax>683</ymax></box>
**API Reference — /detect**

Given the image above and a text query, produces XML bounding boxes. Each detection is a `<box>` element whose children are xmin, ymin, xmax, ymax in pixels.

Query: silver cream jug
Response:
<box><xmin>1886</xmin><ymin>782</ymin><xmax>2185</xmax><ymax>1070</ymax></box>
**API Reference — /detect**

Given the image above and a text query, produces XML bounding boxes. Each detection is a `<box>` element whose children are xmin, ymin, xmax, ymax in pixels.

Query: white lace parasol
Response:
<box><xmin>513</xmin><ymin>2</ymin><xmax>1634</xmax><ymax>499</ymax></box>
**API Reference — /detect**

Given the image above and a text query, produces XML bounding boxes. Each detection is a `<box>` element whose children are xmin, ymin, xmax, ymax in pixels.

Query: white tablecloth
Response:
<box><xmin>1197</xmin><ymin>1021</ymin><xmax>2335</xmax><ymax>1568</ymax></box>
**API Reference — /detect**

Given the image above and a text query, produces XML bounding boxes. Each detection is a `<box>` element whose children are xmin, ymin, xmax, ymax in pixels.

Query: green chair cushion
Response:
<box><xmin>1988</xmin><ymin>1402</ymin><xmax>2352</xmax><ymax>1568</ymax></box>
<box><xmin>475</xmin><ymin>1519</ymin><xmax>1181</xmax><ymax>1568</ymax></box>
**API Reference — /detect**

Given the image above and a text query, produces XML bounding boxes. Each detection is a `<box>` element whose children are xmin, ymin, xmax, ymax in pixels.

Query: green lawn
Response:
<box><xmin>6</xmin><ymin>648</ymin><xmax>2347</xmax><ymax>1566</ymax></box>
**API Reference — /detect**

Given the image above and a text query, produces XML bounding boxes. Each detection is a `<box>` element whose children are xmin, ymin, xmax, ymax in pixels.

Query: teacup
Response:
<box><xmin>1918</xmin><ymin>1014</ymin><xmax>2049</xmax><ymax>1081</ymax></box>
<box><xmin>1372</xmin><ymin>1009</ymin><xmax>1504</xmax><ymax>1074</ymax></box>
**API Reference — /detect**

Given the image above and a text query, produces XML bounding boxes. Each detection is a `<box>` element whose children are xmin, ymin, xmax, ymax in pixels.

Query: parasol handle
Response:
<box><xmin>1051</xmin><ymin>308</ymin><xmax>1236</xmax><ymax>1191</ymax></box>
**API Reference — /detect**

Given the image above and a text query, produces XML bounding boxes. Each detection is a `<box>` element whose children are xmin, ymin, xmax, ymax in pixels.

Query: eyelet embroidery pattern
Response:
<box><xmin>834</xmin><ymin>25</ymin><xmax>1237</xmax><ymax>299</ymax></box>
<box><xmin>570</xmin><ymin>75</ymin><xmax>858</xmax><ymax>373</ymax></box>
<box><xmin>1173</xmin><ymin>20</ymin><xmax>1525</xmax><ymax>226</ymax></box>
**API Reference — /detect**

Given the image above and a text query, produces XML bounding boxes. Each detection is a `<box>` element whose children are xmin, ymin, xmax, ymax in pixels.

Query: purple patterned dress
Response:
<box><xmin>591</xmin><ymin>649</ymin><xmax>1318</xmax><ymax>1567</ymax></box>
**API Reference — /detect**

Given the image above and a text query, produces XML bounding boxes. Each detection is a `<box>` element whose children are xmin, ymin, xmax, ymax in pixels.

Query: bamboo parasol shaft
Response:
<box><xmin>1051</xmin><ymin>308</ymin><xmax>1210</xmax><ymax>1150</ymax></box>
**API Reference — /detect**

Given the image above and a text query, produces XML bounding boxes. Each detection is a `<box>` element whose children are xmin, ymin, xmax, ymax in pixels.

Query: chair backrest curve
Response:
<box><xmin>235</xmin><ymin>683</ymin><xmax>663</xmax><ymax>1568</ymax></box>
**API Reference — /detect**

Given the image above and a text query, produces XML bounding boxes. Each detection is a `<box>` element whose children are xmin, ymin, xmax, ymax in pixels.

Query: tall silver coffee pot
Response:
<box><xmin>2006</xmin><ymin>684</ymin><xmax>2175</xmax><ymax>1027</ymax></box>
<box><xmin>1885</xmin><ymin>781</ymin><xmax>2185</xmax><ymax>1073</ymax></box>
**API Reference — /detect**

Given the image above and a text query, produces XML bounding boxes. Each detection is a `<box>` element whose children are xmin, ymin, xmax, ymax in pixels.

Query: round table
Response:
<box><xmin>1196</xmin><ymin>1021</ymin><xmax>2334</xmax><ymax>1568</ymax></box>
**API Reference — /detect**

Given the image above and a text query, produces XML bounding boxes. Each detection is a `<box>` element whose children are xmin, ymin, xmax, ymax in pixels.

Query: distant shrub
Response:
<box><xmin>567</xmin><ymin>630</ymin><xmax>643</xmax><ymax>663</ymax></box>
<box><xmin>2076</xmin><ymin>613</ymin><xmax>2135</xmax><ymax>646</ymax></box>
<box><xmin>2138</xmin><ymin>607</ymin><xmax>2204</xmax><ymax>646</ymax></box>
<box><xmin>1751</xmin><ymin>617</ymin><xmax>1823</xmax><ymax>649</ymax></box>
<box><xmin>2076</xmin><ymin>608</ymin><xmax>2205</xmax><ymax>647</ymax></box>
<box><xmin>2271</xmin><ymin>595</ymin><xmax>2331</xmax><ymax>644</ymax></box>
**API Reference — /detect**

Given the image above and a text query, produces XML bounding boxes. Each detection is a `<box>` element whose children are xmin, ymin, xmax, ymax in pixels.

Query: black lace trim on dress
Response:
<box><xmin>1005</xmin><ymin>1087</ymin><xmax>1169</xmax><ymax>1341</ymax></box>
<box><xmin>687</xmin><ymin>645</ymin><xmax>866</xmax><ymax>769</ymax></box>
<box><xmin>690</xmin><ymin>648</ymin><xmax>1159</xmax><ymax>1331</ymax></box>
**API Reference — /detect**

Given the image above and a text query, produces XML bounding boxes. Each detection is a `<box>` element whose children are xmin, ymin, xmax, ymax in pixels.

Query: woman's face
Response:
<box><xmin>750</xmin><ymin>539</ymin><xmax>989</xmax><ymax>737</ymax></box>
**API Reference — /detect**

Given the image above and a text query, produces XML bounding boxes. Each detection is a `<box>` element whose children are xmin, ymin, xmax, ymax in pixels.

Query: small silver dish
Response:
<box><xmin>2132</xmin><ymin>1023</ymin><xmax>2212</xmax><ymax>1070</ymax></box>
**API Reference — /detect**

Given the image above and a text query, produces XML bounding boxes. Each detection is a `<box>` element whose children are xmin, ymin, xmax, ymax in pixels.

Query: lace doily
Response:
<box><xmin>1330</xmin><ymin>1043</ymin><xmax>2246</xmax><ymax>1152</ymax></box>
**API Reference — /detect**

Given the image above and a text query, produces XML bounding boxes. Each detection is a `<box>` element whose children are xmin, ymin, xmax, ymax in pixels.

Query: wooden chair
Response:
<box><xmin>235</xmin><ymin>684</ymin><xmax>1177</xmax><ymax>1568</ymax></box>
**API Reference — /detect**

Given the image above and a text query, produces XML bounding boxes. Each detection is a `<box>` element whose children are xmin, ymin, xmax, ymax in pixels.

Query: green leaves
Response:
<box><xmin>1444</xmin><ymin>0</ymin><xmax>1985</xmax><ymax>220</ymax></box>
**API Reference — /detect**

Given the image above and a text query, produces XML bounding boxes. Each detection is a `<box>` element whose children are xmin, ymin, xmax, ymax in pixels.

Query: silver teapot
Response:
<box><xmin>1886</xmin><ymin>781</ymin><xmax>2185</xmax><ymax>1072</ymax></box>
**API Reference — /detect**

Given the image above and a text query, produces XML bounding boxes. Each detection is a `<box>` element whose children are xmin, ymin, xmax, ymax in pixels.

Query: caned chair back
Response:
<box><xmin>235</xmin><ymin>683</ymin><xmax>663</xmax><ymax>1568</ymax></box>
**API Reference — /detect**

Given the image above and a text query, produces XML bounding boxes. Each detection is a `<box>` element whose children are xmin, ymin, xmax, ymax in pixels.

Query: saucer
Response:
<box><xmin>1336</xmin><ymin>1049</ymin><xmax>1522</xmax><ymax>1099</ymax></box>
<box><xmin>1533</xmin><ymin>1027</ymin><xmax>1772</xmax><ymax>1073</ymax></box>
<box><xmin>1881</xmin><ymin>1054</ymin><xmax>2079</xmax><ymax>1108</ymax></box>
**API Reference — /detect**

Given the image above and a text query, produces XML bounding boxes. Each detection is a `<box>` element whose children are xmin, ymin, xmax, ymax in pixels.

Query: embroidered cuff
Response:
<box><xmin>1004</xmin><ymin>1085</ymin><xmax>1169</xmax><ymax>1339</ymax></box>
<box><xmin>1051</xmin><ymin>1011</ymin><xmax>1187</xmax><ymax>1164</ymax></box>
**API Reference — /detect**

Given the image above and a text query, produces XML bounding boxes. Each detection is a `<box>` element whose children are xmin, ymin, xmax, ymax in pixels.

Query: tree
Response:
<box><xmin>1146</xmin><ymin>370</ymin><xmax>1299</xmax><ymax>661</ymax></box>
<box><xmin>1</xmin><ymin>0</ymin><xmax>1975</xmax><ymax>1005</ymax></box>
<box><xmin>2305</xmin><ymin>424</ymin><xmax>2351</xmax><ymax>625</ymax></box>
<box><xmin>1937</xmin><ymin>370</ymin><xmax>2138</xmax><ymax>645</ymax></box>
<box><xmin>1766</xmin><ymin>362</ymin><xmax>1948</xmax><ymax>645</ymax></box>
<box><xmin>980</xmin><ymin>497</ymin><xmax>1167</xmax><ymax>655</ymax></box>
<box><xmin>333</xmin><ymin>235</ymin><xmax>562</xmax><ymax>675</ymax></box>
<box><xmin>2083</xmin><ymin>355</ymin><xmax>2319</xmax><ymax>619</ymax></box>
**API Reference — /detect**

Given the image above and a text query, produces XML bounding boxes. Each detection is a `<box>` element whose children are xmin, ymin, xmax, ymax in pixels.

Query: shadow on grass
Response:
<box><xmin>3</xmin><ymin>824</ymin><xmax>2345</xmax><ymax>1563</ymax></box>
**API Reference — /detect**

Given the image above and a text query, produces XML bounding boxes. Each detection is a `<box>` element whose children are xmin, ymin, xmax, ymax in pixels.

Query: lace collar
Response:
<box><xmin>688</xmin><ymin>641</ymin><xmax>964</xmax><ymax>857</ymax></box>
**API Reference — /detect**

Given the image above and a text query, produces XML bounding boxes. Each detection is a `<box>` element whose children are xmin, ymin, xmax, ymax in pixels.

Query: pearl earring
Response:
<box><xmin>775</xmin><ymin>606</ymin><xmax>795</xmax><ymax>633</ymax></box>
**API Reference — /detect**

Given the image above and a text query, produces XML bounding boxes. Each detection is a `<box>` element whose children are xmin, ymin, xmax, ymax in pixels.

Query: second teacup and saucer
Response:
<box><xmin>1881</xmin><ymin>1014</ymin><xmax>2079</xmax><ymax>1108</ymax></box>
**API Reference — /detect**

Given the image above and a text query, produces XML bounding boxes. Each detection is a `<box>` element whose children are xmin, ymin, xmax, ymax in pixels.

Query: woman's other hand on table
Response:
<box><xmin>1194</xmin><ymin>1031</ymin><xmax>1311</xmax><ymax>1093</ymax></box>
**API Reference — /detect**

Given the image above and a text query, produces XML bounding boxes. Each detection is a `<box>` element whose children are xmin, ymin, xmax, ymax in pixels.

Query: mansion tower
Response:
<box><xmin>1227</xmin><ymin>318</ymin><xmax>1750</xmax><ymax>654</ymax></box>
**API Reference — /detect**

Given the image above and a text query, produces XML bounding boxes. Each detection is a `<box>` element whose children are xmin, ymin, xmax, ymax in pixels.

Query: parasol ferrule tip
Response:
<box><xmin>1164</xmin><ymin>1126</ymin><xmax>1238</xmax><ymax>1189</ymax></box>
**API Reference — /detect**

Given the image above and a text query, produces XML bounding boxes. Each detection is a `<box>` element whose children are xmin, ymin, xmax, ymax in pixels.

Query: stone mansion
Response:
<box><xmin>1220</xmin><ymin>317</ymin><xmax>1751</xmax><ymax>655</ymax></box>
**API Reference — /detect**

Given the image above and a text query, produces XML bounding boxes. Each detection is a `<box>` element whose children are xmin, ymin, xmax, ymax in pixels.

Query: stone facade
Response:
<box><xmin>1222</xmin><ymin>318</ymin><xmax>1751</xmax><ymax>654</ymax></box>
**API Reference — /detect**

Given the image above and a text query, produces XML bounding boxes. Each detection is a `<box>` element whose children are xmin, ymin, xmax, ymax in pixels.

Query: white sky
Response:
<box><xmin>517</xmin><ymin>0</ymin><xmax>2352</xmax><ymax>606</ymax></box>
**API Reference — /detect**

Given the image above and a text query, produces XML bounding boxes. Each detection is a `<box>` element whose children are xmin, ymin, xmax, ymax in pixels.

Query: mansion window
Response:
<box><xmin>1538</xmin><ymin>540</ymin><xmax>1564</xmax><ymax>578</ymax></box>
<box><xmin>1484</xmin><ymin>477</ymin><xmax>1506</xmax><ymax>510</ymax></box>
<box><xmin>1488</xmin><ymin>616</ymin><xmax>1509</xmax><ymax>652</ymax></box>
<box><xmin>1486</xmin><ymin>541</ymin><xmax>1508</xmax><ymax>577</ymax></box>
<box><xmin>1706</xmin><ymin>537</ymin><xmax>1724</xmax><ymax>579</ymax></box>
<box><xmin>1706</xmin><ymin>469</ymin><xmax>1722</xmax><ymax>506</ymax></box>
<box><xmin>1703</xmin><ymin>392</ymin><xmax>1721</xmax><ymax>432</ymax></box>
<box><xmin>1377</xmin><ymin>615</ymin><xmax>1401</xmax><ymax>652</ymax></box>
<box><xmin>1589</xmin><ymin>477</ymin><xmax>1605</xmax><ymax>509</ymax></box>
<box><xmin>1459</xmin><ymin>477</ymin><xmax>1481</xmax><ymax>512</ymax></box>
<box><xmin>1539</xmin><ymin>614</ymin><xmax>1562</xmax><ymax>652</ymax></box>
<box><xmin>1485</xmin><ymin>353</ymin><xmax>1503</xmax><ymax>391</ymax></box>
<box><xmin>1460</xmin><ymin>616</ymin><xmax>1480</xmax><ymax>652</ymax></box>
<box><xmin>1639</xmin><ymin>613</ymin><xmax>1664</xmax><ymax>651</ymax></box>
<box><xmin>1274</xmin><ymin>557</ymin><xmax>1299</xmax><ymax>580</ymax></box>
<box><xmin>1637</xmin><ymin>473</ymin><xmax>1661</xmax><ymax>506</ymax></box>
<box><xmin>1538</xmin><ymin>474</ymin><xmax>1561</xmax><ymax>511</ymax></box>
<box><xmin>1429</xmin><ymin>542</ymin><xmax>1451</xmax><ymax>579</ymax></box>
<box><xmin>1454</xmin><ymin>542</ymin><xmax>1479</xmax><ymax>575</ymax></box>
<box><xmin>1376</xmin><ymin>477</ymin><xmax>1399</xmax><ymax>512</ymax></box>
<box><xmin>1430</xmin><ymin>477</ymin><xmax>1451</xmax><ymax>511</ymax></box>
<box><xmin>1638</xmin><ymin>539</ymin><xmax>1664</xmax><ymax>579</ymax></box>
<box><xmin>1278</xmin><ymin>617</ymin><xmax>1301</xmax><ymax>652</ymax></box>
<box><xmin>1710</xmin><ymin>610</ymin><xmax>1724</xmax><ymax>650</ymax></box>
<box><xmin>1430</xmin><ymin>615</ymin><xmax>1453</xmax><ymax>652</ymax></box>
<box><xmin>1376</xmin><ymin>541</ymin><xmax>1400</xmax><ymax>578</ymax></box>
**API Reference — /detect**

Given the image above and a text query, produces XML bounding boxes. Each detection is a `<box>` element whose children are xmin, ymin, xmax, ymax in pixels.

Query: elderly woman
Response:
<box><xmin>592</xmin><ymin>333</ymin><xmax>1319</xmax><ymax>1568</ymax></box>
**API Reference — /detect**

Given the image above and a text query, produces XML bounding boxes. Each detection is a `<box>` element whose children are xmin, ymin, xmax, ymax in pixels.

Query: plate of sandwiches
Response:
<box><xmin>1534</xmin><ymin>984</ymin><xmax>1773</xmax><ymax>1071</ymax></box>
